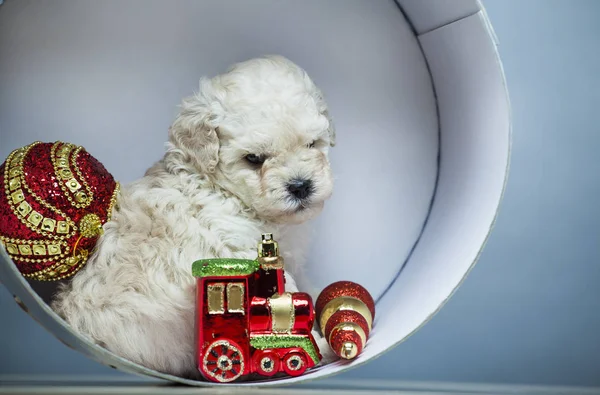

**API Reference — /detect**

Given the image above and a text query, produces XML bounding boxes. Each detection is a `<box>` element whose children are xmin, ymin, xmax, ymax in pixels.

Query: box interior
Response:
<box><xmin>0</xmin><ymin>0</ymin><xmax>509</xmax><ymax>386</ymax></box>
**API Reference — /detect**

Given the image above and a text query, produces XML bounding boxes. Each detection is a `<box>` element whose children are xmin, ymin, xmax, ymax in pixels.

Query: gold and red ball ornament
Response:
<box><xmin>0</xmin><ymin>141</ymin><xmax>119</xmax><ymax>282</ymax></box>
<box><xmin>316</xmin><ymin>281</ymin><xmax>375</xmax><ymax>360</ymax></box>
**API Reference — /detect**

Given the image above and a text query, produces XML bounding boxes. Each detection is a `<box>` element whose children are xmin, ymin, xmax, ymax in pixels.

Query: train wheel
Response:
<box><xmin>282</xmin><ymin>350</ymin><xmax>308</xmax><ymax>377</ymax></box>
<box><xmin>253</xmin><ymin>349</ymin><xmax>280</xmax><ymax>377</ymax></box>
<box><xmin>201</xmin><ymin>339</ymin><xmax>245</xmax><ymax>383</ymax></box>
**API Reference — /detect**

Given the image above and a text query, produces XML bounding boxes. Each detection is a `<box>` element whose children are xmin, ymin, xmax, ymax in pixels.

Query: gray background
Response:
<box><xmin>0</xmin><ymin>0</ymin><xmax>439</xmax><ymax>303</ymax></box>
<box><xmin>1</xmin><ymin>0</ymin><xmax>599</xmax><ymax>388</ymax></box>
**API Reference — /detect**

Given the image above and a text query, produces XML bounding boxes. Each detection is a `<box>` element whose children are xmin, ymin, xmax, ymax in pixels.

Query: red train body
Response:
<box><xmin>192</xmin><ymin>235</ymin><xmax>321</xmax><ymax>383</ymax></box>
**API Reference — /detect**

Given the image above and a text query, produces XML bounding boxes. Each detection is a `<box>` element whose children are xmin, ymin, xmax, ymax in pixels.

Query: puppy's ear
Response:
<box><xmin>313</xmin><ymin>86</ymin><xmax>336</xmax><ymax>148</ymax></box>
<box><xmin>168</xmin><ymin>79</ymin><xmax>222</xmax><ymax>173</ymax></box>
<box><xmin>323</xmin><ymin>108</ymin><xmax>336</xmax><ymax>147</ymax></box>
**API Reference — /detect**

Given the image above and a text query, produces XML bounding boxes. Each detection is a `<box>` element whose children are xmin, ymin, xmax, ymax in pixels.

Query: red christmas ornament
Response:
<box><xmin>316</xmin><ymin>281</ymin><xmax>375</xmax><ymax>360</ymax></box>
<box><xmin>192</xmin><ymin>234</ymin><xmax>321</xmax><ymax>383</ymax></box>
<box><xmin>0</xmin><ymin>141</ymin><xmax>119</xmax><ymax>281</ymax></box>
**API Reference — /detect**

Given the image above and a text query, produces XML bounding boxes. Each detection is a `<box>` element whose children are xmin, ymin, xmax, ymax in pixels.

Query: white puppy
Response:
<box><xmin>51</xmin><ymin>55</ymin><xmax>336</xmax><ymax>379</ymax></box>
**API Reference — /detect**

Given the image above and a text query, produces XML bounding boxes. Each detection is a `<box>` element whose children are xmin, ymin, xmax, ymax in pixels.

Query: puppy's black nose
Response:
<box><xmin>287</xmin><ymin>179</ymin><xmax>313</xmax><ymax>200</ymax></box>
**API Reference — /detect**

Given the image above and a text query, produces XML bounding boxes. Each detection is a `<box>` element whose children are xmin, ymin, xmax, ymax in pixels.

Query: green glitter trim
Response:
<box><xmin>192</xmin><ymin>258</ymin><xmax>260</xmax><ymax>278</ymax></box>
<box><xmin>250</xmin><ymin>334</ymin><xmax>321</xmax><ymax>365</ymax></box>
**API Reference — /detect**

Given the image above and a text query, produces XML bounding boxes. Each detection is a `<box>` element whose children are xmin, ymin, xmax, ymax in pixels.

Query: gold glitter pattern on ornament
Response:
<box><xmin>106</xmin><ymin>182</ymin><xmax>120</xmax><ymax>222</ymax></box>
<box><xmin>24</xmin><ymin>249</ymin><xmax>90</xmax><ymax>281</ymax></box>
<box><xmin>50</xmin><ymin>142</ymin><xmax>94</xmax><ymax>209</ymax></box>
<box><xmin>319</xmin><ymin>296</ymin><xmax>373</xmax><ymax>333</ymax></box>
<box><xmin>1</xmin><ymin>141</ymin><xmax>119</xmax><ymax>282</ymax></box>
<box><xmin>3</xmin><ymin>143</ymin><xmax>77</xmax><ymax>240</ymax></box>
<box><xmin>78</xmin><ymin>213</ymin><xmax>104</xmax><ymax>238</ymax></box>
<box><xmin>3</xmin><ymin>238</ymin><xmax>68</xmax><ymax>260</ymax></box>
<box><xmin>315</xmin><ymin>281</ymin><xmax>376</xmax><ymax>320</ymax></box>
<box><xmin>1</xmin><ymin>243</ymin><xmax>90</xmax><ymax>281</ymax></box>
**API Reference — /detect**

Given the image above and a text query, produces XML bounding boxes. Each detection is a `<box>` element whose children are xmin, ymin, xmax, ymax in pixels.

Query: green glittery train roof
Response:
<box><xmin>192</xmin><ymin>258</ymin><xmax>260</xmax><ymax>278</ymax></box>
<box><xmin>250</xmin><ymin>334</ymin><xmax>321</xmax><ymax>365</ymax></box>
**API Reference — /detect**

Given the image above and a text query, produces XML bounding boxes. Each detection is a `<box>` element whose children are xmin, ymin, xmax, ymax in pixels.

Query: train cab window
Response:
<box><xmin>226</xmin><ymin>282</ymin><xmax>245</xmax><ymax>314</ymax></box>
<box><xmin>207</xmin><ymin>283</ymin><xmax>225</xmax><ymax>314</ymax></box>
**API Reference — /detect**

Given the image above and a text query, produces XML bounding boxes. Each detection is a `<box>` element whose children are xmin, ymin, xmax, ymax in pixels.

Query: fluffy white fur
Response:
<box><xmin>51</xmin><ymin>55</ymin><xmax>336</xmax><ymax>379</ymax></box>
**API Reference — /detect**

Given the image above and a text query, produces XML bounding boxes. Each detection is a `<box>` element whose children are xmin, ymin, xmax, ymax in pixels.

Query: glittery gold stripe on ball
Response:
<box><xmin>319</xmin><ymin>296</ymin><xmax>373</xmax><ymax>333</ymax></box>
<box><xmin>249</xmin><ymin>334</ymin><xmax>320</xmax><ymax>365</ymax></box>
<box><xmin>50</xmin><ymin>142</ymin><xmax>95</xmax><ymax>209</ymax></box>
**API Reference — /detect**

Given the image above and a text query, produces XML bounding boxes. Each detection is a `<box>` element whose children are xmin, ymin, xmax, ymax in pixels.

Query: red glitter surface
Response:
<box><xmin>0</xmin><ymin>142</ymin><xmax>118</xmax><ymax>278</ymax></box>
<box><xmin>323</xmin><ymin>309</ymin><xmax>370</xmax><ymax>340</ymax></box>
<box><xmin>315</xmin><ymin>281</ymin><xmax>376</xmax><ymax>320</ymax></box>
<box><xmin>329</xmin><ymin>327</ymin><xmax>364</xmax><ymax>358</ymax></box>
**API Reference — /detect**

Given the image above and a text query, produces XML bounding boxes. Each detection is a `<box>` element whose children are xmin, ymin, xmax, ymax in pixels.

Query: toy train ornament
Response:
<box><xmin>192</xmin><ymin>234</ymin><xmax>321</xmax><ymax>382</ymax></box>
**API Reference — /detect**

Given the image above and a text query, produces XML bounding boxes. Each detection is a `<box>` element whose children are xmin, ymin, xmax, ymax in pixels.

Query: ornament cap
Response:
<box><xmin>257</xmin><ymin>232</ymin><xmax>284</xmax><ymax>270</ymax></box>
<box><xmin>258</xmin><ymin>255</ymin><xmax>284</xmax><ymax>270</ymax></box>
<box><xmin>341</xmin><ymin>342</ymin><xmax>358</xmax><ymax>360</ymax></box>
<box><xmin>258</xmin><ymin>233</ymin><xmax>279</xmax><ymax>258</ymax></box>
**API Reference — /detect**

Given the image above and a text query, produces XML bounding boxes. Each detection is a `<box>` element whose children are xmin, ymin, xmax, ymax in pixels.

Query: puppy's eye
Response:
<box><xmin>245</xmin><ymin>154</ymin><xmax>266</xmax><ymax>165</ymax></box>
<box><xmin>307</xmin><ymin>141</ymin><xmax>316</xmax><ymax>149</ymax></box>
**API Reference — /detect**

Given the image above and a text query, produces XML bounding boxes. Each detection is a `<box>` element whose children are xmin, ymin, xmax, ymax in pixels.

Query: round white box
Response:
<box><xmin>0</xmin><ymin>0</ymin><xmax>510</xmax><ymax>386</ymax></box>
